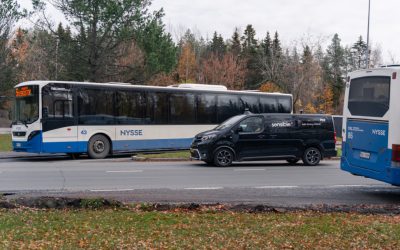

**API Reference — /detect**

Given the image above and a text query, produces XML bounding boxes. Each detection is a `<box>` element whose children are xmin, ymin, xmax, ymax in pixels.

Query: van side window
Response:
<box><xmin>239</xmin><ymin>117</ymin><xmax>263</xmax><ymax>133</ymax></box>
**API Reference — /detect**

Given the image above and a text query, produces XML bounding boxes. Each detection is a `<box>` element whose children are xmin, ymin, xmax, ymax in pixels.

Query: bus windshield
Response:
<box><xmin>14</xmin><ymin>85</ymin><xmax>39</xmax><ymax>125</ymax></box>
<box><xmin>348</xmin><ymin>76</ymin><xmax>390</xmax><ymax>117</ymax></box>
<box><xmin>214</xmin><ymin>115</ymin><xmax>246</xmax><ymax>130</ymax></box>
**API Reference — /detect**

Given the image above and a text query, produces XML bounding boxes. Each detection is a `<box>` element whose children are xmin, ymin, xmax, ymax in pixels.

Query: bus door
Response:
<box><xmin>42</xmin><ymin>84</ymin><xmax>78</xmax><ymax>153</ymax></box>
<box><xmin>343</xmin><ymin>76</ymin><xmax>391</xmax><ymax>172</ymax></box>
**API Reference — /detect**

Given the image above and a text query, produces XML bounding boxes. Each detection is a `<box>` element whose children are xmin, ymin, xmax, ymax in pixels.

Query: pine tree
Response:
<box><xmin>241</xmin><ymin>24</ymin><xmax>257</xmax><ymax>54</ymax></box>
<box><xmin>230</xmin><ymin>28</ymin><xmax>241</xmax><ymax>56</ymax></box>
<box><xmin>325</xmin><ymin>33</ymin><xmax>345</xmax><ymax>111</ymax></box>
<box><xmin>351</xmin><ymin>36</ymin><xmax>368</xmax><ymax>69</ymax></box>
<box><xmin>210</xmin><ymin>31</ymin><xmax>225</xmax><ymax>57</ymax></box>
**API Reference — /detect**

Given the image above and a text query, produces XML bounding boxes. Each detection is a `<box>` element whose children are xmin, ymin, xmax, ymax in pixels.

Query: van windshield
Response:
<box><xmin>215</xmin><ymin>115</ymin><xmax>246</xmax><ymax>130</ymax></box>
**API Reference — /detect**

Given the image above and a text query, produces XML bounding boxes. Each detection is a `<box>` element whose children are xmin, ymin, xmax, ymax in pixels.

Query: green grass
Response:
<box><xmin>0</xmin><ymin>134</ymin><xmax>12</xmax><ymax>152</ymax></box>
<box><xmin>1</xmin><ymin>209</ymin><xmax>400</xmax><ymax>249</ymax></box>
<box><xmin>136</xmin><ymin>150</ymin><xmax>190</xmax><ymax>159</ymax></box>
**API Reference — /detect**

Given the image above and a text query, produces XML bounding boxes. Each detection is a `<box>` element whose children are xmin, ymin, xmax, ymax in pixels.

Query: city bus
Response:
<box><xmin>341</xmin><ymin>66</ymin><xmax>400</xmax><ymax>186</ymax></box>
<box><xmin>11</xmin><ymin>81</ymin><xmax>293</xmax><ymax>159</ymax></box>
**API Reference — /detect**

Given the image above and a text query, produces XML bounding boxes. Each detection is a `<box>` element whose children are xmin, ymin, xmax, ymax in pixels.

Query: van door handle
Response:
<box><xmin>258</xmin><ymin>134</ymin><xmax>266</xmax><ymax>138</ymax></box>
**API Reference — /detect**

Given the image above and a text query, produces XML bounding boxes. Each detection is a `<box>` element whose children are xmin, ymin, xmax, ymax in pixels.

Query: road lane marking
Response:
<box><xmin>184</xmin><ymin>187</ymin><xmax>223</xmax><ymax>190</ymax></box>
<box><xmin>330</xmin><ymin>184</ymin><xmax>381</xmax><ymax>188</ymax></box>
<box><xmin>106</xmin><ymin>170</ymin><xmax>143</xmax><ymax>173</ymax></box>
<box><xmin>90</xmin><ymin>189</ymin><xmax>135</xmax><ymax>192</ymax></box>
<box><xmin>234</xmin><ymin>169</ymin><xmax>266</xmax><ymax>171</ymax></box>
<box><xmin>254</xmin><ymin>186</ymin><xmax>298</xmax><ymax>189</ymax></box>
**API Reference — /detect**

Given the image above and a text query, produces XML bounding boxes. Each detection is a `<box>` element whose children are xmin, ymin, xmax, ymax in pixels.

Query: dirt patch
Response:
<box><xmin>1</xmin><ymin>196</ymin><xmax>400</xmax><ymax>214</ymax></box>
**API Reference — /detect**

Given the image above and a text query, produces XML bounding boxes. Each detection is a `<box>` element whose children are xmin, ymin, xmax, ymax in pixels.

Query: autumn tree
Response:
<box><xmin>177</xmin><ymin>43</ymin><xmax>197</xmax><ymax>82</ymax></box>
<box><xmin>0</xmin><ymin>0</ymin><xmax>25</xmax><ymax>93</ymax></box>
<box><xmin>199</xmin><ymin>52</ymin><xmax>246</xmax><ymax>90</ymax></box>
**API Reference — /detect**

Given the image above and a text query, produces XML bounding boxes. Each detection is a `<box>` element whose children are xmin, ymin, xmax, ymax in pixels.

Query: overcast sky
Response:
<box><xmin>18</xmin><ymin>0</ymin><xmax>400</xmax><ymax>63</ymax></box>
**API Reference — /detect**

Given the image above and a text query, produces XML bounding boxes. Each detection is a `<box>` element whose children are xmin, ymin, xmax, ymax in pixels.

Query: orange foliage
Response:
<box><xmin>198</xmin><ymin>52</ymin><xmax>245</xmax><ymax>90</ymax></box>
<box><xmin>177</xmin><ymin>43</ymin><xmax>197</xmax><ymax>83</ymax></box>
<box><xmin>259</xmin><ymin>82</ymin><xmax>281</xmax><ymax>92</ymax></box>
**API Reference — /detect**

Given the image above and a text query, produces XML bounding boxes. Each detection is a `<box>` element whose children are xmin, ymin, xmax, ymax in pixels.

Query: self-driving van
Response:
<box><xmin>190</xmin><ymin>113</ymin><xmax>336</xmax><ymax>167</ymax></box>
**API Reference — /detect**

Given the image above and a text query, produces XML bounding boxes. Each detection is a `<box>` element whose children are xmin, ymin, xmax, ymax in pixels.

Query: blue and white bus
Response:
<box><xmin>341</xmin><ymin>66</ymin><xmax>400</xmax><ymax>186</ymax></box>
<box><xmin>12</xmin><ymin>81</ymin><xmax>293</xmax><ymax>159</ymax></box>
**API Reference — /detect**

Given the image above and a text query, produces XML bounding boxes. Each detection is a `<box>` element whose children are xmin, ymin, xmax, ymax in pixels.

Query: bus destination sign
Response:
<box><xmin>16</xmin><ymin>86</ymin><xmax>32</xmax><ymax>97</ymax></box>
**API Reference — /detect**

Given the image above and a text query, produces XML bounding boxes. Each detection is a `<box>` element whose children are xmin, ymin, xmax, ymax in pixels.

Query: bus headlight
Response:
<box><xmin>201</xmin><ymin>134</ymin><xmax>217</xmax><ymax>142</ymax></box>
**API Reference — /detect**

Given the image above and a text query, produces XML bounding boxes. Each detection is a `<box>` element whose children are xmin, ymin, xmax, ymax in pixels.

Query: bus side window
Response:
<box><xmin>42</xmin><ymin>83</ymin><xmax>73</xmax><ymax>119</ymax></box>
<box><xmin>197</xmin><ymin>94</ymin><xmax>217</xmax><ymax>124</ymax></box>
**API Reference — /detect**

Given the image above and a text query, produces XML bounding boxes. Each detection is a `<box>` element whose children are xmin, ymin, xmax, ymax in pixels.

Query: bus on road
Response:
<box><xmin>341</xmin><ymin>66</ymin><xmax>400</xmax><ymax>186</ymax></box>
<box><xmin>12</xmin><ymin>81</ymin><xmax>293</xmax><ymax>159</ymax></box>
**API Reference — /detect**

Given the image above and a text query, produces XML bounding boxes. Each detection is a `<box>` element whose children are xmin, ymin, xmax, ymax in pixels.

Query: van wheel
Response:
<box><xmin>213</xmin><ymin>148</ymin><xmax>234</xmax><ymax>167</ymax></box>
<box><xmin>286</xmin><ymin>158</ymin><xmax>300</xmax><ymax>165</ymax></box>
<box><xmin>302</xmin><ymin>147</ymin><xmax>321</xmax><ymax>166</ymax></box>
<box><xmin>88</xmin><ymin>134</ymin><xmax>110</xmax><ymax>159</ymax></box>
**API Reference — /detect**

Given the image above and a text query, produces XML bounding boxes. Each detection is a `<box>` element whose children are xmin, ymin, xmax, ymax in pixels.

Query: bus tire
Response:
<box><xmin>213</xmin><ymin>147</ymin><xmax>234</xmax><ymax>167</ymax></box>
<box><xmin>302</xmin><ymin>147</ymin><xmax>321</xmax><ymax>166</ymax></box>
<box><xmin>88</xmin><ymin>134</ymin><xmax>110</xmax><ymax>159</ymax></box>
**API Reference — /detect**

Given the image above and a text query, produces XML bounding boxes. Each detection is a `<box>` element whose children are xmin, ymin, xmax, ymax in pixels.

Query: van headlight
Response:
<box><xmin>201</xmin><ymin>134</ymin><xmax>217</xmax><ymax>142</ymax></box>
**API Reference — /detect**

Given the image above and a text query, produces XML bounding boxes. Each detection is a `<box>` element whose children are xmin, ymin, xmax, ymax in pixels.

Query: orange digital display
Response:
<box><xmin>15</xmin><ymin>86</ymin><xmax>32</xmax><ymax>97</ymax></box>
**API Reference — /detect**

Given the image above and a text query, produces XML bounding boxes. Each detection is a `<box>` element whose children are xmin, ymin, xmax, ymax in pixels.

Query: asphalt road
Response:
<box><xmin>0</xmin><ymin>156</ymin><xmax>399</xmax><ymax>206</ymax></box>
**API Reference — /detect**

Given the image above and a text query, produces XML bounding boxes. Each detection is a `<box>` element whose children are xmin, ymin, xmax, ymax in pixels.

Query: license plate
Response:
<box><xmin>360</xmin><ymin>151</ymin><xmax>370</xmax><ymax>159</ymax></box>
<box><xmin>16</xmin><ymin>143</ymin><xmax>21</xmax><ymax>147</ymax></box>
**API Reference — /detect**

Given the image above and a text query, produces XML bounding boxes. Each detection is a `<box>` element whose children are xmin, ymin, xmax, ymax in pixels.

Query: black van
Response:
<box><xmin>190</xmin><ymin>113</ymin><xmax>336</xmax><ymax>167</ymax></box>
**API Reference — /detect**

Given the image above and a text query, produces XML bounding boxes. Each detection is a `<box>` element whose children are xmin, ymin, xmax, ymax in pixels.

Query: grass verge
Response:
<box><xmin>136</xmin><ymin>150</ymin><xmax>190</xmax><ymax>159</ymax></box>
<box><xmin>0</xmin><ymin>209</ymin><xmax>400</xmax><ymax>248</ymax></box>
<box><xmin>0</xmin><ymin>134</ymin><xmax>11</xmax><ymax>152</ymax></box>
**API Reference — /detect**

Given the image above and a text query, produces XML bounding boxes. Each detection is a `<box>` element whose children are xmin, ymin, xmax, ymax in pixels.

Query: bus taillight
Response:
<box><xmin>392</xmin><ymin>72</ymin><xmax>397</xmax><ymax>80</ymax></box>
<box><xmin>391</xmin><ymin>144</ymin><xmax>400</xmax><ymax>162</ymax></box>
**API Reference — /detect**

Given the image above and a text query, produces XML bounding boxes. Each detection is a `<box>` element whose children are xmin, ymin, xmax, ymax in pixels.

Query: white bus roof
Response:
<box><xmin>349</xmin><ymin>66</ymin><xmax>400</xmax><ymax>76</ymax></box>
<box><xmin>15</xmin><ymin>81</ymin><xmax>292</xmax><ymax>97</ymax></box>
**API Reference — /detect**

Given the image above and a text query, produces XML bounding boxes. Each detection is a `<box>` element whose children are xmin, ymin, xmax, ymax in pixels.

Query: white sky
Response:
<box><xmin>18</xmin><ymin>0</ymin><xmax>400</xmax><ymax>63</ymax></box>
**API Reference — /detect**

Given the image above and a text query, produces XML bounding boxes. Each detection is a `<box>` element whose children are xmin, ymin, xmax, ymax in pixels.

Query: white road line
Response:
<box><xmin>90</xmin><ymin>189</ymin><xmax>135</xmax><ymax>192</ymax></box>
<box><xmin>234</xmin><ymin>169</ymin><xmax>265</xmax><ymax>171</ymax></box>
<box><xmin>184</xmin><ymin>187</ymin><xmax>223</xmax><ymax>190</ymax></box>
<box><xmin>330</xmin><ymin>184</ymin><xmax>379</xmax><ymax>188</ymax></box>
<box><xmin>106</xmin><ymin>170</ymin><xmax>143</xmax><ymax>173</ymax></box>
<box><xmin>254</xmin><ymin>186</ymin><xmax>298</xmax><ymax>189</ymax></box>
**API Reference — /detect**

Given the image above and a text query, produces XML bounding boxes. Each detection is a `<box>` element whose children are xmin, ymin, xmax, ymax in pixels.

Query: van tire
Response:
<box><xmin>286</xmin><ymin>158</ymin><xmax>300</xmax><ymax>165</ymax></box>
<box><xmin>213</xmin><ymin>148</ymin><xmax>234</xmax><ymax>167</ymax></box>
<box><xmin>88</xmin><ymin>134</ymin><xmax>110</xmax><ymax>159</ymax></box>
<box><xmin>302</xmin><ymin>147</ymin><xmax>321</xmax><ymax>166</ymax></box>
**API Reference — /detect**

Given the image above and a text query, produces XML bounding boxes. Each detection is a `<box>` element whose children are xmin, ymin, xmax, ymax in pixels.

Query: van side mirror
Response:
<box><xmin>236</xmin><ymin>126</ymin><xmax>243</xmax><ymax>133</ymax></box>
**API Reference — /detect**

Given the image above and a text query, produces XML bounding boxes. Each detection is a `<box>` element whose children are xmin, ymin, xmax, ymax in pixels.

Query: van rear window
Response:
<box><xmin>348</xmin><ymin>76</ymin><xmax>390</xmax><ymax>117</ymax></box>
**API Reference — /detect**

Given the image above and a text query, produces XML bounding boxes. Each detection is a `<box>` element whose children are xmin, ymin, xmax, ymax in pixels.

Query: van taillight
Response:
<box><xmin>392</xmin><ymin>144</ymin><xmax>400</xmax><ymax>162</ymax></box>
<box><xmin>334</xmin><ymin>131</ymin><xmax>337</xmax><ymax>145</ymax></box>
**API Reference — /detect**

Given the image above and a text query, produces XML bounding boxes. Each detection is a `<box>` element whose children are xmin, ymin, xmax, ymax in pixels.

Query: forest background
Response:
<box><xmin>0</xmin><ymin>0</ymin><xmax>391</xmax><ymax>126</ymax></box>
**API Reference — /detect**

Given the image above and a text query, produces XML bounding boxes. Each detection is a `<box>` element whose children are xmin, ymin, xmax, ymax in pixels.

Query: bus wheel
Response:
<box><xmin>286</xmin><ymin>158</ymin><xmax>300</xmax><ymax>165</ymax></box>
<box><xmin>88</xmin><ymin>134</ymin><xmax>110</xmax><ymax>159</ymax></box>
<box><xmin>302</xmin><ymin>147</ymin><xmax>321</xmax><ymax>166</ymax></box>
<box><xmin>213</xmin><ymin>148</ymin><xmax>234</xmax><ymax>167</ymax></box>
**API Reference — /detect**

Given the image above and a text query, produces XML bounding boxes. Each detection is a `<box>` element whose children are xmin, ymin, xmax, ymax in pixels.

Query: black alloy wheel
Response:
<box><xmin>213</xmin><ymin>148</ymin><xmax>234</xmax><ymax>167</ymax></box>
<box><xmin>302</xmin><ymin>147</ymin><xmax>321</xmax><ymax>166</ymax></box>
